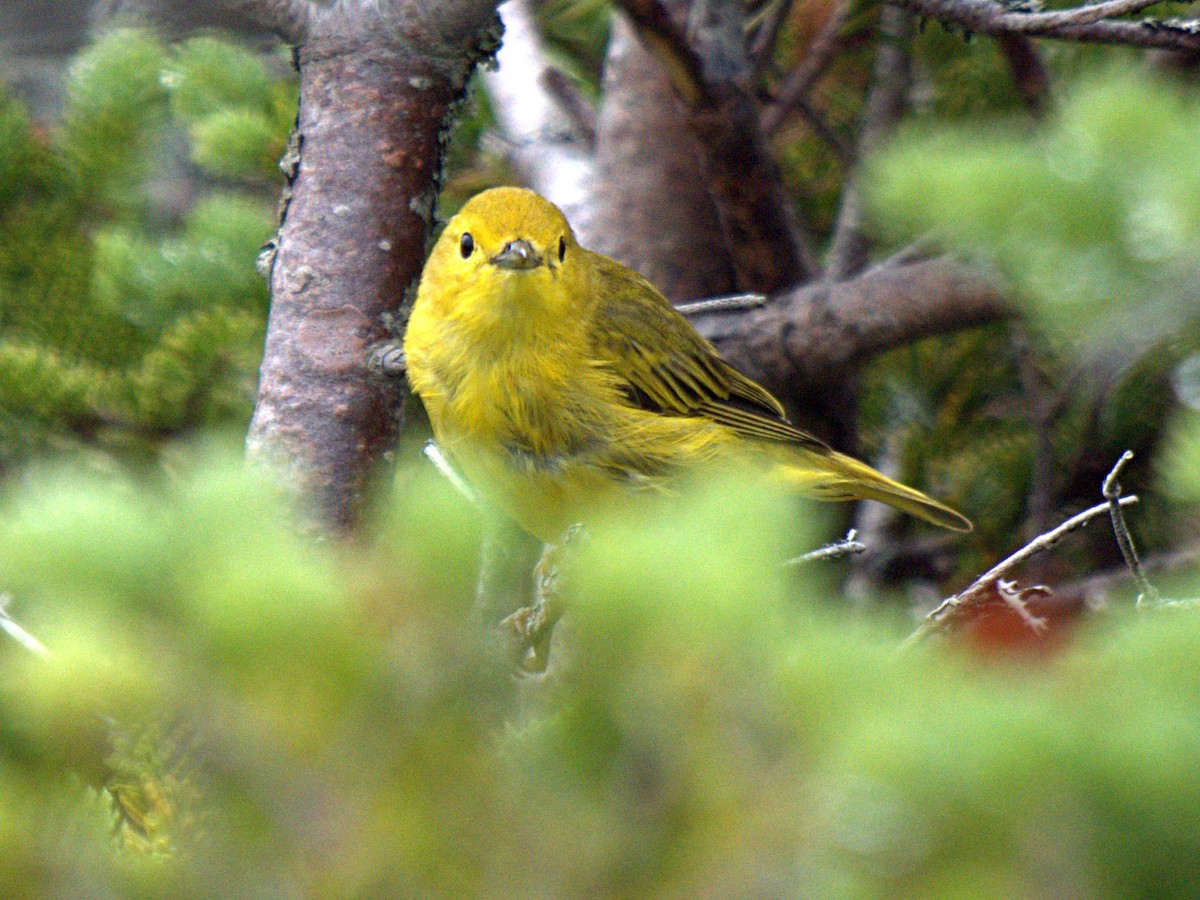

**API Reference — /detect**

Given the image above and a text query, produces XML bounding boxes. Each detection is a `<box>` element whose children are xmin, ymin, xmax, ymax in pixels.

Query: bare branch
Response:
<box><xmin>762</xmin><ymin>0</ymin><xmax>852</xmax><ymax>135</ymax></box>
<box><xmin>996</xmin><ymin>34</ymin><xmax>1052</xmax><ymax>115</ymax></box>
<box><xmin>0</xmin><ymin>595</ymin><xmax>50</xmax><ymax>658</ymax></box>
<box><xmin>1102</xmin><ymin>451</ymin><xmax>1162</xmax><ymax>606</ymax></box>
<box><xmin>1013</xmin><ymin>326</ymin><xmax>1056</xmax><ymax>537</ymax></box>
<box><xmin>540</xmin><ymin>67</ymin><xmax>598</xmax><ymax>148</ymax></box>
<box><xmin>888</xmin><ymin>0</ymin><xmax>1200</xmax><ymax>52</ymax></box>
<box><xmin>246</xmin><ymin>0</ymin><xmax>503</xmax><ymax>533</ymax></box>
<box><xmin>587</xmin><ymin>14</ymin><xmax>739</xmax><ymax>300</ymax></box>
<box><xmin>989</xmin><ymin>0</ymin><xmax>1171</xmax><ymax>30</ymax></box>
<box><xmin>483</xmin><ymin>0</ymin><xmax>595</xmax><ymax>234</ymax></box>
<box><xmin>826</xmin><ymin>6</ymin><xmax>913</xmax><ymax>281</ymax></box>
<box><xmin>785</xmin><ymin>530</ymin><xmax>866</xmax><ymax>566</ymax></box>
<box><xmin>903</xmin><ymin>496</ymin><xmax>1138</xmax><ymax>647</ymax></box>
<box><xmin>694</xmin><ymin>257</ymin><xmax>1011</xmax><ymax>431</ymax></box>
<box><xmin>790</xmin><ymin>95</ymin><xmax>856</xmax><ymax>166</ymax></box>
<box><xmin>423</xmin><ymin>440</ymin><xmax>478</xmax><ymax>505</ymax></box>
<box><xmin>96</xmin><ymin>0</ymin><xmax>315</xmax><ymax>43</ymax></box>
<box><xmin>676</xmin><ymin>292</ymin><xmax>767</xmax><ymax>315</ymax></box>
<box><xmin>1056</xmin><ymin>542</ymin><xmax>1200</xmax><ymax>609</ymax></box>
<box><xmin>750</xmin><ymin>0</ymin><xmax>797</xmax><ymax>73</ymax></box>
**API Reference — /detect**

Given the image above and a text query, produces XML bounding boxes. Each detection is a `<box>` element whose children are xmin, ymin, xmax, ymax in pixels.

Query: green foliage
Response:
<box><xmin>166</xmin><ymin>37</ymin><xmax>295</xmax><ymax>183</ymax></box>
<box><xmin>869</xmin><ymin>68</ymin><xmax>1200</xmax><ymax>350</ymax></box>
<box><xmin>0</xmin><ymin>456</ymin><xmax>1198</xmax><ymax>893</ymax></box>
<box><xmin>5</xmin><ymin>19</ymin><xmax>1200</xmax><ymax>900</ymax></box>
<box><xmin>865</xmin><ymin>67</ymin><xmax>1200</xmax><ymax>555</ymax></box>
<box><xmin>60</xmin><ymin>29</ymin><xmax>170</xmax><ymax>213</ymax></box>
<box><xmin>1161</xmin><ymin>407</ymin><xmax>1200</xmax><ymax>503</ymax></box>
<box><xmin>535</xmin><ymin>0</ymin><xmax>612</xmax><ymax>94</ymax></box>
<box><xmin>0</xmin><ymin>29</ymin><xmax>291</xmax><ymax>471</ymax></box>
<box><xmin>165</xmin><ymin>36</ymin><xmax>275</xmax><ymax>121</ymax></box>
<box><xmin>190</xmin><ymin>108</ymin><xmax>284</xmax><ymax>179</ymax></box>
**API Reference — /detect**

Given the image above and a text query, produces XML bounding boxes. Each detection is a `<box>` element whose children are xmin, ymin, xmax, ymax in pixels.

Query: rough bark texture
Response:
<box><xmin>693</xmin><ymin>257</ymin><xmax>1011</xmax><ymax>444</ymax></box>
<box><xmin>613</xmin><ymin>0</ymin><xmax>813</xmax><ymax>292</ymax></box>
<box><xmin>588</xmin><ymin>14</ymin><xmax>738</xmax><ymax>302</ymax></box>
<box><xmin>245</xmin><ymin>1</ymin><xmax>501</xmax><ymax>533</ymax></box>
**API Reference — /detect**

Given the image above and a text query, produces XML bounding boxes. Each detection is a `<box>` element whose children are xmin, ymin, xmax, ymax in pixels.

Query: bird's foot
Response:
<box><xmin>500</xmin><ymin>523</ymin><xmax>586</xmax><ymax>674</ymax></box>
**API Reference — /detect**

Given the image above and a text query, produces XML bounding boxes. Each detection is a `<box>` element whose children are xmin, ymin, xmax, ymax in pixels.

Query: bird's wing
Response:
<box><xmin>586</xmin><ymin>252</ymin><xmax>829</xmax><ymax>450</ymax></box>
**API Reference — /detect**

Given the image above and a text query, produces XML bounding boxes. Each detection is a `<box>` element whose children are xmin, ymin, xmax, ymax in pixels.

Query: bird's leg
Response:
<box><xmin>500</xmin><ymin>522</ymin><xmax>586</xmax><ymax>673</ymax></box>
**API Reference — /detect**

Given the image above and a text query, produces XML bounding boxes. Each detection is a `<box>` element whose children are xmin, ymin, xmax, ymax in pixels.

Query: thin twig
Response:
<box><xmin>826</xmin><ymin>5</ymin><xmax>914</xmax><ymax>280</ymax></box>
<box><xmin>888</xmin><ymin>0</ymin><xmax>1200</xmax><ymax>52</ymax></box>
<box><xmin>996</xmin><ymin>579</ymin><xmax>1051</xmax><ymax>633</ymax></box>
<box><xmin>539</xmin><ymin>67</ymin><xmax>598</xmax><ymax>150</ymax></box>
<box><xmin>676</xmin><ymin>293</ymin><xmax>769</xmax><ymax>315</ymax></box>
<box><xmin>1102</xmin><ymin>450</ymin><xmax>1162</xmax><ymax>606</ymax></box>
<box><xmin>750</xmin><ymin>0</ymin><xmax>798</xmax><ymax>75</ymax></box>
<box><xmin>785</xmin><ymin>529</ymin><xmax>866</xmax><ymax>566</ymax></box>
<box><xmin>903</xmin><ymin>495</ymin><xmax>1138</xmax><ymax>647</ymax></box>
<box><xmin>1054</xmin><ymin>541</ymin><xmax>1200</xmax><ymax>610</ymax></box>
<box><xmin>1013</xmin><ymin>326</ymin><xmax>1056</xmax><ymax>538</ymax></box>
<box><xmin>791</xmin><ymin>96</ymin><xmax>857</xmax><ymax>166</ymax></box>
<box><xmin>997</xmin><ymin>0</ymin><xmax>1169</xmax><ymax>30</ymax></box>
<box><xmin>859</xmin><ymin>238</ymin><xmax>938</xmax><ymax>275</ymax></box>
<box><xmin>763</xmin><ymin>0</ymin><xmax>852</xmax><ymax>135</ymax></box>
<box><xmin>0</xmin><ymin>595</ymin><xmax>50</xmax><ymax>658</ymax></box>
<box><xmin>423</xmin><ymin>440</ymin><xmax>478</xmax><ymax>505</ymax></box>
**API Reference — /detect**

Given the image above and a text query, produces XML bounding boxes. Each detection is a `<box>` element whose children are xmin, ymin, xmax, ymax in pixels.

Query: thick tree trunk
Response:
<box><xmin>244</xmin><ymin>1</ymin><xmax>501</xmax><ymax>533</ymax></box>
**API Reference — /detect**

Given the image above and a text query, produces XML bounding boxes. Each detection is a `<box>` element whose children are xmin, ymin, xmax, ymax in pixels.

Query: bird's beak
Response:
<box><xmin>490</xmin><ymin>239</ymin><xmax>543</xmax><ymax>271</ymax></box>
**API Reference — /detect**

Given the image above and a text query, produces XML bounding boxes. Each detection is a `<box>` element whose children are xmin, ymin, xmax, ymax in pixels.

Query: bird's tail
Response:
<box><xmin>775</xmin><ymin>448</ymin><xmax>972</xmax><ymax>532</ymax></box>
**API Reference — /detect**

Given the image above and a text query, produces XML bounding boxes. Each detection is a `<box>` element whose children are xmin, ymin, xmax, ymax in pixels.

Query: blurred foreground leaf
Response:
<box><xmin>0</xmin><ymin>454</ymin><xmax>1196</xmax><ymax>893</ymax></box>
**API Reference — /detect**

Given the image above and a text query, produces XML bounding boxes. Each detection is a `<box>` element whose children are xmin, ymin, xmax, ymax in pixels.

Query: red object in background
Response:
<box><xmin>958</xmin><ymin>580</ymin><xmax>1085</xmax><ymax>657</ymax></box>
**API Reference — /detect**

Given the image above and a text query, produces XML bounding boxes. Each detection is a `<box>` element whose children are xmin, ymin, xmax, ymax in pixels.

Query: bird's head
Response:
<box><xmin>420</xmin><ymin>187</ymin><xmax>583</xmax><ymax>324</ymax></box>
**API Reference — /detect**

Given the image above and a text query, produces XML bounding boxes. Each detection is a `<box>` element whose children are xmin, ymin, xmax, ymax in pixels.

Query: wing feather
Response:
<box><xmin>586</xmin><ymin>250</ymin><xmax>829</xmax><ymax>452</ymax></box>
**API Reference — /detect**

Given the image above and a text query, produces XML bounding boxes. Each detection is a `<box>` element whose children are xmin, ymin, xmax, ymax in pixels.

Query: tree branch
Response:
<box><xmin>587</xmin><ymin>13</ymin><xmax>739</xmax><ymax>301</ymax></box>
<box><xmin>903</xmin><ymin>495</ymin><xmax>1139</xmax><ymax>647</ymax></box>
<box><xmin>692</xmin><ymin>257</ymin><xmax>1011</xmax><ymax>439</ymax></box>
<box><xmin>0</xmin><ymin>594</ymin><xmax>50</xmax><ymax>657</ymax></box>
<box><xmin>762</xmin><ymin>0</ymin><xmax>852</xmax><ymax>136</ymax></box>
<box><xmin>213</xmin><ymin>0</ymin><xmax>314</xmax><ymax>43</ymax></box>
<box><xmin>980</xmin><ymin>0</ymin><xmax>1170</xmax><ymax>29</ymax></box>
<box><xmin>245</xmin><ymin>0</ymin><xmax>503</xmax><ymax>533</ymax></box>
<box><xmin>1102</xmin><ymin>450</ymin><xmax>1162</xmax><ymax>606</ymax></box>
<box><xmin>996</xmin><ymin>34</ymin><xmax>1052</xmax><ymax>115</ymax></box>
<box><xmin>826</xmin><ymin>5</ymin><xmax>913</xmax><ymax>280</ymax></box>
<box><xmin>888</xmin><ymin>0</ymin><xmax>1200</xmax><ymax>51</ymax></box>
<box><xmin>750</xmin><ymin>0</ymin><xmax>797</xmax><ymax>75</ymax></box>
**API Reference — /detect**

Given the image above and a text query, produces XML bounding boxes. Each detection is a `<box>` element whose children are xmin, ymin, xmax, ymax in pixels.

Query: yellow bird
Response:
<box><xmin>404</xmin><ymin>187</ymin><xmax>971</xmax><ymax>543</ymax></box>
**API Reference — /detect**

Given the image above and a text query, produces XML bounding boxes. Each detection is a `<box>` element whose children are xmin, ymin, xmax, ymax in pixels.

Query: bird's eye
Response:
<box><xmin>460</xmin><ymin>232</ymin><xmax>474</xmax><ymax>258</ymax></box>
<box><xmin>558</xmin><ymin>236</ymin><xmax>567</xmax><ymax>263</ymax></box>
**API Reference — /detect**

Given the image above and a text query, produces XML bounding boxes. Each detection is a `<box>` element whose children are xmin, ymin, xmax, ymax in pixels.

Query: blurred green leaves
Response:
<box><xmin>869</xmin><ymin>68</ymin><xmax>1200</xmax><ymax>350</ymax></box>
<box><xmin>165</xmin><ymin>37</ymin><xmax>295</xmax><ymax>183</ymax></box>
<box><xmin>0</xmin><ymin>457</ymin><xmax>1198</xmax><ymax>893</ymax></box>
<box><xmin>0</xmin><ymin>29</ymin><xmax>287</xmax><ymax>471</ymax></box>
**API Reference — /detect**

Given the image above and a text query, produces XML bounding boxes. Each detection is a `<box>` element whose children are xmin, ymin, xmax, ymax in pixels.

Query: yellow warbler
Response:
<box><xmin>404</xmin><ymin>187</ymin><xmax>971</xmax><ymax>542</ymax></box>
